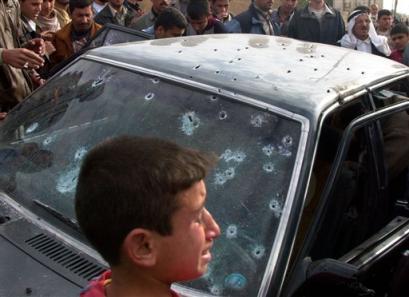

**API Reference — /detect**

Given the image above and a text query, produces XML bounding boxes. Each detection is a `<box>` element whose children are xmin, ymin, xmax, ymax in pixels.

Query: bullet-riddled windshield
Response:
<box><xmin>0</xmin><ymin>59</ymin><xmax>302</xmax><ymax>296</ymax></box>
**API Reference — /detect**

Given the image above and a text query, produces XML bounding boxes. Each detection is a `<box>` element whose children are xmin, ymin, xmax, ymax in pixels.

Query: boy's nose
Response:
<box><xmin>204</xmin><ymin>209</ymin><xmax>221</xmax><ymax>239</ymax></box>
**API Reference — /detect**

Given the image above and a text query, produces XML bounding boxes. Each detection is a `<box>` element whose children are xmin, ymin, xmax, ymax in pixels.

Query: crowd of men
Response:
<box><xmin>1</xmin><ymin>0</ymin><xmax>409</xmax><ymax>113</ymax></box>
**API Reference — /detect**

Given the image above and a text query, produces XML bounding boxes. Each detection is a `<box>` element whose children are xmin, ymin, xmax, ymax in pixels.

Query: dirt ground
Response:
<box><xmin>138</xmin><ymin>0</ymin><xmax>279</xmax><ymax>15</ymax></box>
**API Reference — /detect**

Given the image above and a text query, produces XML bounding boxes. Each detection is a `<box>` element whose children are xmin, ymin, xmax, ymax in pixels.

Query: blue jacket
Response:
<box><xmin>226</xmin><ymin>4</ymin><xmax>278</xmax><ymax>35</ymax></box>
<box><xmin>288</xmin><ymin>4</ymin><xmax>345</xmax><ymax>45</ymax></box>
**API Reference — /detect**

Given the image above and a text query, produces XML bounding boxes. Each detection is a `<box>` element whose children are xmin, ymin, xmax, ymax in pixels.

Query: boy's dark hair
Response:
<box><xmin>391</xmin><ymin>23</ymin><xmax>409</xmax><ymax>36</ymax></box>
<box><xmin>187</xmin><ymin>0</ymin><xmax>210</xmax><ymax>20</ymax></box>
<box><xmin>69</xmin><ymin>0</ymin><xmax>92</xmax><ymax>14</ymax></box>
<box><xmin>154</xmin><ymin>7</ymin><xmax>188</xmax><ymax>30</ymax></box>
<box><xmin>378</xmin><ymin>9</ymin><xmax>392</xmax><ymax>19</ymax></box>
<box><xmin>75</xmin><ymin>136</ymin><xmax>216</xmax><ymax>265</ymax></box>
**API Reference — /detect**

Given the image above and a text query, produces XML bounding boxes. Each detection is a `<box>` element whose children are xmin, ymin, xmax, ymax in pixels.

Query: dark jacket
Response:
<box><xmin>186</xmin><ymin>17</ymin><xmax>228</xmax><ymax>35</ymax></box>
<box><xmin>94</xmin><ymin>5</ymin><xmax>133</xmax><ymax>27</ymax></box>
<box><xmin>226</xmin><ymin>3</ymin><xmax>278</xmax><ymax>35</ymax></box>
<box><xmin>288</xmin><ymin>4</ymin><xmax>345</xmax><ymax>45</ymax></box>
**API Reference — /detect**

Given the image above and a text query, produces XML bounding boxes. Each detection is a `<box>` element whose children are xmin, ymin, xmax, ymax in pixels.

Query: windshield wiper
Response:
<box><xmin>33</xmin><ymin>199</ymin><xmax>80</xmax><ymax>231</ymax></box>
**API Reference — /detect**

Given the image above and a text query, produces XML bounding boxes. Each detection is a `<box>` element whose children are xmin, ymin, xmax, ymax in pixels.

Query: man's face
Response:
<box><xmin>378</xmin><ymin>15</ymin><xmax>393</xmax><ymax>31</ymax></box>
<box><xmin>254</xmin><ymin>0</ymin><xmax>273</xmax><ymax>12</ymax></box>
<box><xmin>155</xmin><ymin>25</ymin><xmax>185</xmax><ymax>38</ymax></box>
<box><xmin>353</xmin><ymin>14</ymin><xmax>370</xmax><ymax>41</ymax></box>
<box><xmin>71</xmin><ymin>6</ymin><xmax>93</xmax><ymax>33</ymax></box>
<box><xmin>154</xmin><ymin>180</ymin><xmax>220</xmax><ymax>281</ymax></box>
<box><xmin>212</xmin><ymin>0</ymin><xmax>229</xmax><ymax>20</ymax></box>
<box><xmin>20</xmin><ymin>0</ymin><xmax>43</xmax><ymax>20</ymax></box>
<box><xmin>281</xmin><ymin>0</ymin><xmax>297</xmax><ymax>12</ymax></box>
<box><xmin>392</xmin><ymin>33</ymin><xmax>409</xmax><ymax>51</ymax></box>
<box><xmin>151</xmin><ymin>0</ymin><xmax>170</xmax><ymax>14</ymax></box>
<box><xmin>40</xmin><ymin>0</ymin><xmax>55</xmax><ymax>17</ymax></box>
<box><xmin>109</xmin><ymin>0</ymin><xmax>124</xmax><ymax>10</ymax></box>
<box><xmin>370</xmin><ymin>4</ymin><xmax>378</xmax><ymax>16</ymax></box>
<box><xmin>189</xmin><ymin>16</ymin><xmax>208</xmax><ymax>34</ymax></box>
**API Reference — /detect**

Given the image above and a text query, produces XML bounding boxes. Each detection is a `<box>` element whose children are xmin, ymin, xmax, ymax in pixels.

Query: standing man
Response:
<box><xmin>130</xmin><ymin>0</ymin><xmax>170</xmax><ymax>31</ymax></box>
<box><xmin>376</xmin><ymin>9</ymin><xmax>393</xmax><ymax>47</ymax></box>
<box><xmin>227</xmin><ymin>0</ymin><xmax>277</xmax><ymax>35</ymax></box>
<box><xmin>54</xmin><ymin>0</ymin><xmax>71</xmax><ymax>27</ymax></box>
<box><xmin>340</xmin><ymin>8</ymin><xmax>390</xmax><ymax>57</ymax></box>
<box><xmin>94</xmin><ymin>0</ymin><xmax>134</xmax><ymax>26</ymax></box>
<box><xmin>1</xmin><ymin>0</ymin><xmax>44</xmax><ymax>111</ymax></box>
<box><xmin>369</xmin><ymin>3</ymin><xmax>378</xmax><ymax>25</ymax></box>
<box><xmin>211</xmin><ymin>0</ymin><xmax>233</xmax><ymax>24</ymax></box>
<box><xmin>91</xmin><ymin>0</ymin><xmax>107</xmax><ymax>16</ymax></box>
<box><xmin>186</xmin><ymin>0</ymin><xmax>227</xmax><ymax>35</ymax></box>
<box><xmin>20</xmin><ymin>0</ymin><xmax>43</xmax><ymax>43</ymax></box>
<box><xmin>288</xmin><ymin>0</ymin><xmax>345</xmax><ymax>45</ymax></box>
<box><xmin>271</xmin><ymin>0</ymin><xmax>297</xmax><ymax>36</ymax></box>
<box><xmin>51</xmin><ymin>0</ymin><xmax>101</xmax><ymax>65</ymax></box>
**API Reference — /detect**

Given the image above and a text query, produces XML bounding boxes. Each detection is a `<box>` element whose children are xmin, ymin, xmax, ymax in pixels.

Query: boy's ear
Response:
<box><xmin>122</xmin><ymin>229</ymin><xmax>157</xmax><ymax>267</ymax></box>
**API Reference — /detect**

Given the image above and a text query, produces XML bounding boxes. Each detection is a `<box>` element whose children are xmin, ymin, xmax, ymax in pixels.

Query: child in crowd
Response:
<box><xmin>75</xmin><ymin>136</ymin><xmax>221</xmax><ymax>297</ymax></box>
<box><xmin>389</xmin><ymin>23</ymin><xmax>409</xmax><ymax>65</ymax></box>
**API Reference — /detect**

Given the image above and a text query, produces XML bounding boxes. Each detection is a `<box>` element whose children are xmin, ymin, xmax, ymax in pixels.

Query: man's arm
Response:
<box><xmin>1</xmin><ymin>48</ymin><xmax>44</xmax><ymax>69</ymax></box>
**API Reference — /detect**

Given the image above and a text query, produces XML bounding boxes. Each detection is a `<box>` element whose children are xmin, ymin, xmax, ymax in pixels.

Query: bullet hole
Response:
<box><xmin>91</xmin><ymin>78</ymin><xmax>104</xmax><ymax>88</ymax></box>
<box><xmin>151</xmin><ymin>77</ymin><xmax>160</xmax><ymax>84</ymax></box>
<box><xmin>252</xmin><ymin>245</ymin><xmax>265</xmax><ymax>259</ymax></box>
<box><xmin>314</xmin><ymin>68</ymin><xmax>318</xmax><ymax>71</ymax></box>
<box><xmin>25</xmin><ymin>288</ymin><xmax>32</xmax><ymax>295</ymax></box>
<box><xmin>144</xmin><ymin>92</ymin><xmax>155</xmax><ymax>101</ymax></box>
<box><xmin>347</xmin><ymin>68</ymin><xmax>350</xmax><ymax>70</ymax></box>
<box><xmin>210</xmin><ymin>285</ymin><xmax>222</xmax><ymax>295</ymax></box>
<box><xmin>321</xmin><ymin>55</ymin><xmax>325</xmax><ymax>57</ymax></box>
<box><xmin>180</xmin><ymin>111</ymin><xmax>200</xmax><ymax>136</ymax></box>
<box><xmin>226</xmin><ymin>224</ymin><xmax>238</xmax><ymax>239</ymax></box>
<box><xmin>237</xmin><ymin>48</ymin><xmax>241</xmax><ymax>51</ymax></box>
<box><xmin>219</xmin><ymin>110</ymin><xmax>228</xmax><ymax>120</ymax></box>
<box><xmin>225</xmin><ymin>167</ymin><xmax>235</xmax><ymax>178</ymax></box>
<box><xmin>74</xmin><ymin>147</ymin><xmax>87</xmax><ymax>161</ymax></box>
<box><xmin>361</xmin><ymin>71</ymin><xmax>365</xmax><ymax>75</ymax></box>
<box><xmin>214</xmin><ymin>48</ymin><xmax>218</xmax><ymax>52</ymax></box>
<box><xmin>245</xmin><ymin>46</ymin><xmax>249</xmax><ymax>49</ymax></box>
<box><xmin>43</xmin><ymin>136</ymin><xmax>54</xmax><ymax>146</ymax></box>
<box><xmin>250</xmin><ymin>114</ymin><xmax>266</xmax><ymax>127</ymax></box>
<box><xmin>237</xmin><ymin>57</ymin><xmax>242</xmax><ymax>61</ymax></box>
<box><xmin>229</xmin><ymin>60</ymin><xmax>234</xmax><ymax>64</ymax></box>
<box><xmin>178</xmin><ymin>50</ymin><xmax>183</xmax><ymax>53</ymax></box>
<box><xmin>26</xmin><ymin>122</ymin><xmax>39</xmax><ymax>134</ymax></box>
<box><xmin>282</xmin><ymin>135</ymin><xmax>293</xmax><ymax>147</ymax></box>
<box><xmin>299</xmin><ymin>58</ymin><xmax>303</xmax><ymax>62</ymax></box>
<box><xmin>269</xmin><ymin>199</ymin><xmax>283</xmax><ymax>218</ymax></box>
<box><xmin>310</xmin><ymin>55</ymin><xmax>314</xmax><ymax>58</ymax></box>
<box><xmin>220</xmin><ymin>149</ymin><xmax>246</xmax><ymax>162</ymax></box>
<box><xmin>218</xmin><ymin>88</ymin><xmax>222</xmax><ymax>93</ymax></box>
<box><xmin>262</xmin><ymin>144</ymin><xmax>275</xmax><ymax>157</ymax></box>
<box><xmin>215</xmin><ymin>70</ymin><xmax>220</xmax><ymax>74</ymax></box>
<box><xmin>327</xmin><ymin>89</ymin><xmax>331</xmax><ymax>93</ymax></box>
<box><xmin>282</xmin><ymin>47</ymin><xmax>287</xmax><ymax>50</ymax></box>
<box><xmin>214</xmin><ymin>167</ymin><xmax>235</xmax><ymax>185</ymax></box>
<box><xmin>210</xmin><ymin>94</ymin><xmax>218</xmax><ymax>101</ymax></box>
<box><xmin>287</xmin><ymin>70</ymin><xmax>291</xmax><ymax>73</ymax></box>
<box><xmin>255</xmin><ymin>75</ymin><xmax>260</xmax><ymax>79</ymax></box>
<box><xmin>233</xmin><ymin>77</ymin><xmax>237</xmax><ymax>81</ymax></box>
<box><xmin>57</xmin><ymin>167</ymin><xmax>80</xmax><ymax>194</ymax></box>
<box><xmin>193</xmin><ymin>65</ymin><xmax>200</xmax><ymax>70</ymax></box>
<box><xmin>263</xmin><ymin>162</ymin><xmax>275</xmax><ymax>173</ymax></box>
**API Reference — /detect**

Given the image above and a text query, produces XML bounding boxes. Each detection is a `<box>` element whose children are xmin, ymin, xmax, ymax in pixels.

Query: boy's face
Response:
<box><xmin>392</xmin><ymin>33</ymin><xmax>409</xmax><ymax>51</ymax></box>
<box><xmin>155</xmin><ymin>180</ymin><xmax>220</xmax><ymax>281</ymax></box>
<box><xmin>155</xmin><ymin>25</ymin><xmax>185</xmax><ymax>39</ymax></box>
<box><xmin>20</xmin><ymin>0</ymin><xmax>43</xmax><ymax>20</ymax></box>
<box><xmin>189</xmin><ymin>16</ymin><xmax>209</xmax><ymax>34</ymax></box>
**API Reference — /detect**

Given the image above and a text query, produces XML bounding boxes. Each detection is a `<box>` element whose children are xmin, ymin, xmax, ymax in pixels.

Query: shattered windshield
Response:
<box><xmin>0</xmin><ymin>59</ymin><xmax>302</xmax><ymax>296</ymax></box>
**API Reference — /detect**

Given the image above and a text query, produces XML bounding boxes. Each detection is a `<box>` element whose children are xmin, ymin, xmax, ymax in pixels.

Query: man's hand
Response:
<box><xmin>25</xmin><ymin>38</ymin><xmax>46</xmax><ymax>56</ymax></box>
<box><xmin>2</xmin><ymin>48</ymin><xmax>44</xmax><ymax>69</ymax></box>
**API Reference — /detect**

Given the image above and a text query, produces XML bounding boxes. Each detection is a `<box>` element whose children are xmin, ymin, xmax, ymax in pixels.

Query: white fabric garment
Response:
<box><xmin>339</xmin><ymin>10</ymin><xmax>391</xmax><ymax>56</ymax></box>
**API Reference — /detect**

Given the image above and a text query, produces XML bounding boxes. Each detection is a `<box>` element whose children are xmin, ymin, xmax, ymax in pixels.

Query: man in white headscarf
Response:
<box><xmin>340</xmin><ymin>7</ymin><xmax>391</xmax><ymax>57</ymax></box>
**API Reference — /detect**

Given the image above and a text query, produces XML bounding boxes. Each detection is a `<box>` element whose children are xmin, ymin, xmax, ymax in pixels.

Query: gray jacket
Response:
<box><xmin>0</xmin><ymin>0</ymin><xmax>32</xmax><ymax>110</ymax></box>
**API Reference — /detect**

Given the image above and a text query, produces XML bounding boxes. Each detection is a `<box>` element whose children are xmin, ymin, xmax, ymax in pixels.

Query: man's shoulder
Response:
<box><xmin>94</xmin><ymin>5</ymin><xmax>113</xmax><ymax>22</ymax></box>
<box><xmin>55</xmin><ymin>23</ymin><xmax>72</xmax><ymax>41</ymax></box>
<box><xmin>234</xmin><ymin>6</ymin><xmax>253</xmax><ymax>23</ymax></box>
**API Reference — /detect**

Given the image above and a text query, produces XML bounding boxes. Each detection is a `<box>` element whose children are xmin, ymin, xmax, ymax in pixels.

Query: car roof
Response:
<box><xmin>84</xmin><ymin>34</ymin><xmax>409</xmax><ymax>120</ymax></box>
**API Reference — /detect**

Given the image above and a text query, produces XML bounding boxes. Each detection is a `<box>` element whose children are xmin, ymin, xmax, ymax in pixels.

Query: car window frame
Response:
<box><xmin>301</xmin><ymin>99</ymin><xmax>409</xmax><ymax>260</ymax></box>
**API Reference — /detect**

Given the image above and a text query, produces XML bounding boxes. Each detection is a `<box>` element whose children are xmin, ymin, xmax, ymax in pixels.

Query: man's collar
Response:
<box><xmin>108</xmin><ymin>3</ymin><xmax>125</xmax><ymax>16</ymax></box>
<box><xmin>302</xmin><ymin>3</ymin><xmax>334</xmax><ymax>17</ymax></box>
